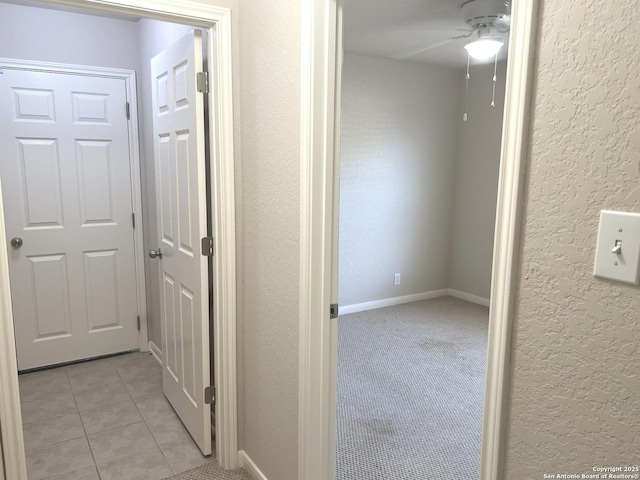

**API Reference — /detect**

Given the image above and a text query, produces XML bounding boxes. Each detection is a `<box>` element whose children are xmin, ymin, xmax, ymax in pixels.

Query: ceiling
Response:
<box><xmin>344</xmin><ymin>0</ymin><xmax>509</xmax><ymax>68</ymax></box>
<box><xmin>5</xmin><ymin>0</ymin><xmax>506</xmax><ymax>67</ymax></box>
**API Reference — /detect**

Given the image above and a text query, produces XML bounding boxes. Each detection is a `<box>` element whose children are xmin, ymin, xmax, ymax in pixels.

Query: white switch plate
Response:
<box><xmin>593</xmin><ymin>210</ymin><xmax>640</xmax><ymax>285</ymax></box>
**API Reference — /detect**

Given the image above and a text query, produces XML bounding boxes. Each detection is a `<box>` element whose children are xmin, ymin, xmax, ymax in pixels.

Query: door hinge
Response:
<box><xmin>204</xmin><ymin>386</ymin><xmax>216</xmax><ymax>405</ymax></box>
<box><xmin>330</xmin><ymin>303</ymin><xmax>339</xmax><ymax>319</ymax></box>
<box><xmin>201</xmin><ymin>236</ymin><xmax>214</xmax><ymax>257</ymax></box>
<box><xmin>196</xmin><ymin>72</ymin><xmax>209</xmax><ymax>94</ymax></box>
<box><xmin>126</xmin><ymin>102</ymin><xmax>131</xmax><ymax>120</ymax></box>
<box><xmin>136</xmin><ymin>315</ymin><xmax>140</xmax><ymax>331</ymax></box>
<box><xmin>132</xmin><ymin>213</ymin><xmax>135</xmax><ymax>229</ymax></box>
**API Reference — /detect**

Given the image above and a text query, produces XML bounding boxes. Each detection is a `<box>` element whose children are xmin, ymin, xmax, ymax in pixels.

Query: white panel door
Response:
<box><xmin>0</xmin><ymin>68</ymin><xmax>139</xmax><ymax>370</ymax></box>
<box><xmin>151</xmin><ymin>31</ymin><xmax>211</xmax><ymax>455</ymax></box>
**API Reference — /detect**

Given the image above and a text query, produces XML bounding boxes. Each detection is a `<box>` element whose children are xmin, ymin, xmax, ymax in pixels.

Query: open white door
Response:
<box><xmin>150</xmin><ymin>30</ymin><xmax>212</xmax><ymax>456</ymax></box>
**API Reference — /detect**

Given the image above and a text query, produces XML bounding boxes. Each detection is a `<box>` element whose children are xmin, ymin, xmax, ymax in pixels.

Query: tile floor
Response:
<box><xmin>19</xmin><ymin>352</ymin><xmax>214</xmax><ymax>480</ymax></box>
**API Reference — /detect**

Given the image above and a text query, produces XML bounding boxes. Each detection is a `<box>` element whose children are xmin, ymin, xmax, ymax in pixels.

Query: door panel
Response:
<box><xmin>29</xmin><ymin>253</ymin><xmax>71</xmax><ymax>339</ymax></box>
<box><xmin>83</xmin><ymin>250</ymin><xmax>120</xmax><ymax>330</ymax></box>
<box><xmin>0</xmin><ymin>68</ymin><xmax>139</xmax><ymax>370</ymax></box>
<box><xmin>76</xmin><ymin>140</ymin><xmax>117</xmax><ymax>225</ymax></box>
<box><xmin>150</xmin><ymin>30</ymin><xmax>211</xmax><ymax>456</ymax></box>
<box><xmin>13</xmin><ymin>87</ymin><xmax>56</xmax><ymax>122</ymax></box>
<box><xmin>163</xmin><ymin>272</ymin><xmax>178</xmax><ymax>379</ymax></box>
<box><xmin>18</xmin><ymin>139</ymin><xmax>63</xmax><ymax>228</ymax></box>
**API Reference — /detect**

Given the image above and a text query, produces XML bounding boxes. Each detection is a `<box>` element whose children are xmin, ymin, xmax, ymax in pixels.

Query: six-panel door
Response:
<box><xmin>0</xmin><ymin>68</ymin><xmax>139</xmax><ymax>370</ymax></box>
<box><xmin>151</xmin><ymin>31</ymin><xmax>212</xmax><ymax>456</ymax></box>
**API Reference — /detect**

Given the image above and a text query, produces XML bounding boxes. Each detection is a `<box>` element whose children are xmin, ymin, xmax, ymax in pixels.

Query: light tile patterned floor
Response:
<box><xmin>19</xmin><ymin>352</ymin><xmax>214</xmax><ymax>480</ymax></box>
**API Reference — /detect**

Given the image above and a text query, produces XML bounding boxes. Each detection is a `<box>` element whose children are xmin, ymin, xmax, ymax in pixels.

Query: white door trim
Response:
<box><xmin>0</xmin><ymin>186</ymin><xmax>27</xmax><ymax>480</ymax></box>
<box><xmin>480</xmin><ymin>1</ymin><xmax>540</xmax><ymax>477</ymax></box>
<box><xmin>0</xmin><ymin>0</ymin><xmax>238</xmax><ymax>476</ymax></box>
<box><xmin>298</xmin><ymin>1</ymin><xmax>540</xmax><ymax>480</ymax></box>
<box><xmin>0</xmin><ymin>58</ymin><xmax>149</xmax><ymax>355</ymax></box>
<box><xmin>299</xmin><ymin>1</ymin><xmax>342</xmax><ymax>478</ymax></box>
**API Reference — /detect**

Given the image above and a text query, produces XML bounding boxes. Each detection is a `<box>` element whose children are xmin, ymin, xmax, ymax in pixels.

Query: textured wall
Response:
<box><xmin>339</xmin><ymin>54</ymin><xmax>461</xmax><ymax>306</ymax></box>
<box><xmin>504</xmin><ymin>0</ymin><xmax>640</xmax><ymax>475</ymax></box>
<box><xmin>0</xmin><ymin>3</ymin><xmax>138</xmax><ymax>70</ymax></box>
<box><xmin>137</xmin><ymin>19</ymin><xmax>197</xmax><ymax>353</ymax></box>
<box><xmin>238</xmin><ymin>0</ymin><xmax>300</xmax><ymax>478</ymax></box>
<box><xmin>450</xmin><ymin>60</ymin><xmax>506</xmax><ymax>301</ymax></box>
<box><xmin>0</xmin><ymin>432</ymin><xmax>4</xmax><ymax>480</ymax></box>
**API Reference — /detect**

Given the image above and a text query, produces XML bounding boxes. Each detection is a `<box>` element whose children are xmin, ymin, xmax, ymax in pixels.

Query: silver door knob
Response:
<box><xmin>148</xmin><ymin>248</ymin><xmax>163</xmax><ymax>259</ymax></box>
<box><xmin>10</xmin><ymin>237</ymin><xmax>23</xmax><ymax>248</ymax></box>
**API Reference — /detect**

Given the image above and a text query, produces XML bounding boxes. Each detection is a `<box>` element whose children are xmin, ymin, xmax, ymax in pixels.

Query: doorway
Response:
<box><xmin>298</xmin><ymin>0</ymin><xmax>539</xmax><ymax>479</ymax></box>
<box><xmin>0</xmin><ymin>0</ymin><xmax>237</xmax><ymax>478</ymax></box>
<box><xmin>0</xmin><ymin>6</ymin><xmax>214</xmax><ymax>476</ymax></box>
<box><xmin>335</xmin><ymin>2</ymin><xmax>508</xmax><ymax>474</ymax></box>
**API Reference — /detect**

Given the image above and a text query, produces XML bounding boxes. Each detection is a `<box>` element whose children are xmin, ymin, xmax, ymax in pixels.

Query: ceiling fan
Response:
<box><xmin>461</xmin><ymin>0</ymin><xmax>511</xmax><ymax>60</ymax></box>
<box><xmin>397</xmin><ymin>0</ymin><xmax>511</xmax><ymax>62</ymax></box>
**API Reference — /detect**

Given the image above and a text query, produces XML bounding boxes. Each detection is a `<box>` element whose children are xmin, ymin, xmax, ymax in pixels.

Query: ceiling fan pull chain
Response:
<box><xmin>463</xmin><ymin>53</ymin><xmax>470</xmax><ymax>122</ymax></box>
<box><xmin>491</xmin><ymin>53</ymin><xmax>498</xmax><ymax>107</ymax></box>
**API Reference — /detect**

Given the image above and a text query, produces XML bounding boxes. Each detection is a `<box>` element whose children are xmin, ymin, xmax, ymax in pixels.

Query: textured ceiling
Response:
<box><xmin>344</xmin><ymin>0</ymin><xmax>509</xmax><ymax>68</ymax></box>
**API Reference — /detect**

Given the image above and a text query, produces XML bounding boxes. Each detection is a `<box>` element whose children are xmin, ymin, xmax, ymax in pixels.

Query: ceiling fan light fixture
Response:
<box><xmin>464</xmin><ymin>38</ymin><xmax>503</xmax><ymax>60</ymax></box>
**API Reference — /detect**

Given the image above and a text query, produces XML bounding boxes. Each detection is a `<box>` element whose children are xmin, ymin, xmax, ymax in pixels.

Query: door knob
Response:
<box><xmin>148</xmin><ymin>248</ymin><xmax>163</xmax><ymax>259</ymax></box>
<box><xmin>10</xmin><ymin>237</ymin><xmax>23</xmax><ymax>248</ymax></box>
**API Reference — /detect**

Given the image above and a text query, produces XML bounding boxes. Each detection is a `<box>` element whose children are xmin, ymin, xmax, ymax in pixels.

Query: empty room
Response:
<box><xmin>335</xmin><ymin>0</ymin><xmax>509</xmax><ymax>478</ymax></box>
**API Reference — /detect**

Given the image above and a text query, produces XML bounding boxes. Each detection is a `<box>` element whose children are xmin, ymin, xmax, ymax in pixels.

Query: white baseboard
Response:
<box><xmin>238</xmin><ymin>450</ymin><xmax>268</xmax><ymax>480</ymax></box>
<box><xmin>448</xmin><ymin>289</ymin><xmax>490</xmax><ymax>307</ymax></box>
<box><xmin>148</xmin><ymin>341</ymin><xmax>163</xmax><ymax>365</ymax></box>
<box><xmin>339</xmin><ymin>288</ymin><xmax>490</xmax><ymax>315</ymax></box>
<box><xmin>340</xmin><ymin>289</ymin><xmax>449</xmax><ymax>315</ymax></box>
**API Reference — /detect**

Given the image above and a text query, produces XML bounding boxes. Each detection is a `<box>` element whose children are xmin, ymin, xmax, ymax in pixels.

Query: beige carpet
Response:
<box><xmin>163</xmin><ymin>463</ymin><xmax>251</xmax><ymax>480</ymax></box>
<box><xmin>336</xmin><ymin>296</ymin><xmax>489</xmax><ymax>479</ymax></box>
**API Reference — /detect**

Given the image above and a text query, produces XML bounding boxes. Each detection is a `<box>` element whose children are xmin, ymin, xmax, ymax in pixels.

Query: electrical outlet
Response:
<box><xmin>394</xmin><ymin>273</ymin><xmax>401</xmax><ymax>286</ymax></box>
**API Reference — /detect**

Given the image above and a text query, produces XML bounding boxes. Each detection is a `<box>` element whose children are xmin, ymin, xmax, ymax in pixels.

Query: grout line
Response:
<box><xmin>68</xmin><ymin>368</ymin><xmax>102</xmax><ymax>480</ymax></box>
<box><xmin>21</xmin><ymin>408</ymin><xmax>77</xmax><ymax>426</ymax></box>
<box><xmin>82</xmin><ymin>415</ymin><xmax>147</xmax><ymax>437</ymax></box>
<box><xmin>71</xmin><ymin>353</ymin><xmax>153</xmax><ymax>479</ymax></box>
<box><xmin>87</xmin><ymin>352</ymin><xmax>157</xmax><ymax>477</ymax></box>
<box><xmin>74</xmin><ymin>352</ymin><xmax>182</xmax><ymax>475</ymax></box>
<box><xmin>22</xmin><ymin>427</ymin><xmax>86</xmax><ymax>454</ymax></box>
<box><xmin>130</xmin><ymin>382</ymin><xmax>177</xmax><ymax>474</ymax></box>
<box><xmin>116</xmin><ymin>355</ymin><xmax>177</xmax><ymax>474</ymax></box>
<box><xmin>91</xmin><ymin>444</ymin><xmax>167</xmax><ymax>477</ymax></box>
<box><xmin>68</xmin><ymin>379</ymin><xmax>125</xmax><ymax>398</ymax></box>
<box><xmin>86</xmin><ymin>420</ymin><xmax>147</xmax><ymax>438</ymax></box>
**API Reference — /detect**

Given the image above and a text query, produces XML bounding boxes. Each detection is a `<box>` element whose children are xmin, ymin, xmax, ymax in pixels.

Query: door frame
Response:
<box><xmin>299</xmin><ymin>1</ymin><xmax>540</xmax><ymax>480</ymax></box>
<box><xmin>0</xmin><ymin>0</ymin><xmax>238</xmax><ymax>476</ymax></box>
<box><xmin>0</xmin><ymin>58</ymin><xmax>149</xmax><ymax>357</ymax></box>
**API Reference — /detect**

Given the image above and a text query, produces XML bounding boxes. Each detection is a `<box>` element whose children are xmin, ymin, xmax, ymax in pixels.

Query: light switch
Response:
<box><xmin>593</xmin><ymin>210</ymin><xmax>640</xmax><ymax>285</ymax></box>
